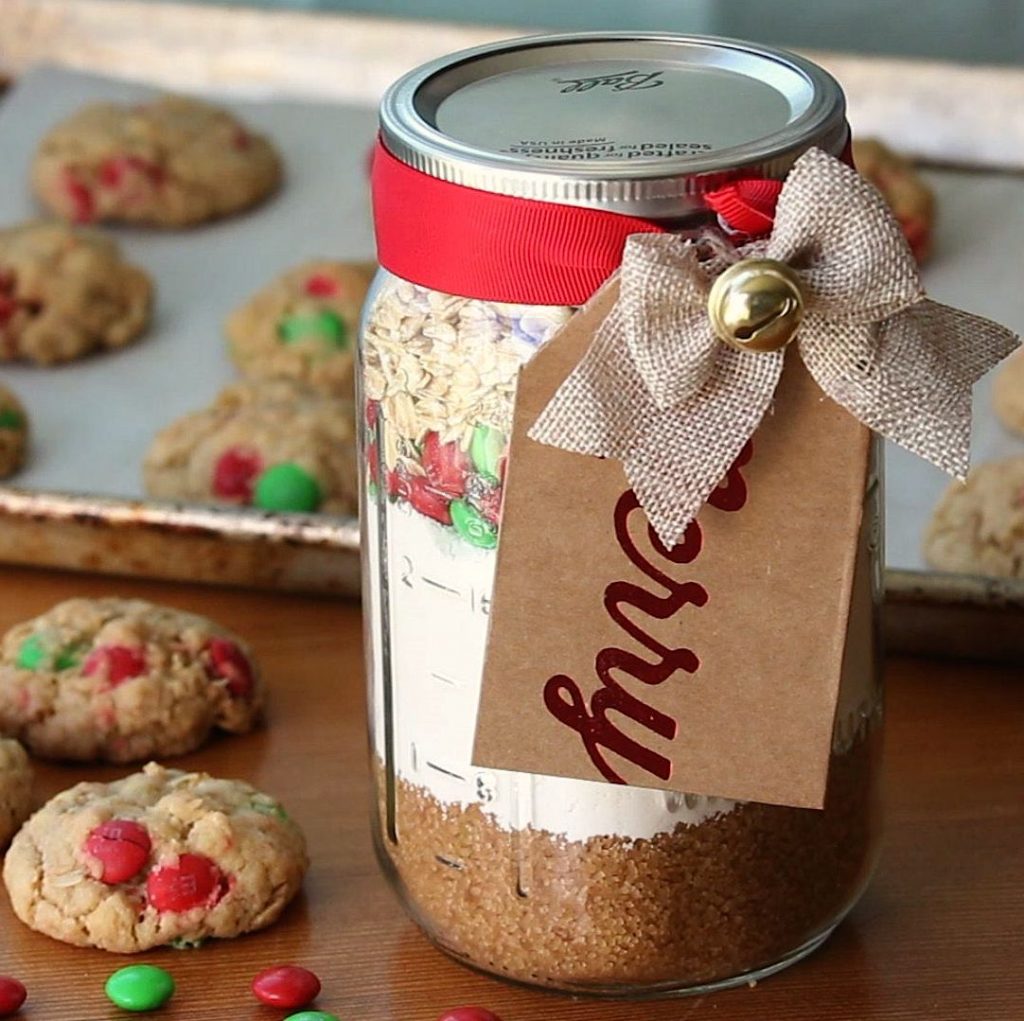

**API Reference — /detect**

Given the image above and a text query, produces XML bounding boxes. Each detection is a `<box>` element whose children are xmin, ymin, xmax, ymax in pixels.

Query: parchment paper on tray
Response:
<box><xmin>0</xmin><ymin>65</ymin><xmax>377</xmax><ymax>503</ymax></box>
<box><xmin>3</xmin><ymin>67</ymin><xmax>1024</xmax><ymax>602</ymax></box>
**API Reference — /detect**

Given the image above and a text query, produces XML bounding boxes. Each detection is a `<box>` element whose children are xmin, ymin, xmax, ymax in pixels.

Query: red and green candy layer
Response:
<box><xmin>366</xmin><ymin>399</ymin><xmax>506</xmax><ymax>550</ymax></box>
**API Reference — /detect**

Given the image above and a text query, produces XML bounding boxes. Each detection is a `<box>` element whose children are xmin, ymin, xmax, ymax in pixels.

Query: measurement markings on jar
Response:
<box><xmin>425</xmin><ymin>760</ymin><xmax>466</xmax><ymax>782</ymax></box>
<box><xmin>420</xmin><ymin>574</ymin><xmax>462</xmax><ymax>597</ymax></box>
<box><xmin>430</xmin><ymin>671</ymin><xmax>459</xmax><ymax>687</ymax></box>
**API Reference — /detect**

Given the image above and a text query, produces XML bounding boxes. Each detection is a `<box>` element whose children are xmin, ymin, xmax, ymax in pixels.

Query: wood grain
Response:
<box><xmin>0</xmin><ymin>564</ymin><xmax>1021</xmax><ymax>1020</ymax></box>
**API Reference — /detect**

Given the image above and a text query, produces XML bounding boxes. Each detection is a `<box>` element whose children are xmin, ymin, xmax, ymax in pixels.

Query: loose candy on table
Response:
<box><xmin>252</xmin><ymin>965</ymin><xmax>322</xmax><ymax>1009</ymax></box>
<box><xmin>105</xmin><ymin>965</ymin><xmax>174</xmax><ymax>1012</ymax></box>
<box><xmin>437</xmin><ymin>1008</ymin><xmax>504</xmax><ymax>1021</ymax></box>
<box><xmin>253</xmin><ymin>462</ymin><xmax>323</xmax><ymax>513</ymax></box>
<box><xmin>85</xmin><ymin>819</ymin><xmax>152</xmax><ymax>884</ymax></box>
<box><xmin>282</xmin><ymin>1013</ymin><xmax>340</xmax><ymax>1021</ymax></box>
<box><xmin>0</xmin><ymin>976</ymin><xmax>27</xmax><ymax>1017</ymax></box>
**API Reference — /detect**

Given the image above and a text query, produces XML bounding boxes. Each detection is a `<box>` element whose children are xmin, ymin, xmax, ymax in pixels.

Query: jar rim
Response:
<box><xmin>379</xmin><ymin>31</ymin><xmax>848</xmax><ymax>219</ymax></box>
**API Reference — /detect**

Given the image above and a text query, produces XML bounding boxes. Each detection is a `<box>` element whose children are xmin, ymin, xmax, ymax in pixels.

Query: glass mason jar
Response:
<box><xmin>361</xmin><ymin>33</ymin><xmax>884</xmax><ymax>996</ymax></box>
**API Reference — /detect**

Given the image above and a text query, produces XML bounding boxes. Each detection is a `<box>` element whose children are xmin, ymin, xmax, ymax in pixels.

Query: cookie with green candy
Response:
<box><xmin>0</xmin><ymin>597</ymin><xmax>262</xmax><ymax>763</ymax></box>
<box><xmin>0</xmin><ymin>383</ymin><xmax>28</xmax><ymax>479</ymax></box>
<box><xmin>226</xmin><ymin>259</ymin><xmax>375</xmax><ymax>398</ymax></box>
<box><xmin>144</xmin><ymin>379</ymin><xmax>358</xmax><ymax>516</ymax></box>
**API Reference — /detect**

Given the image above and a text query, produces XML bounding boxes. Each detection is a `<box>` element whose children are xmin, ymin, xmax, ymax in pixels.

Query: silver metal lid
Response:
<box><xmin>380</xmin><ymin>32</ymin><xmax>847</xmax><ymax>219</ymax></box>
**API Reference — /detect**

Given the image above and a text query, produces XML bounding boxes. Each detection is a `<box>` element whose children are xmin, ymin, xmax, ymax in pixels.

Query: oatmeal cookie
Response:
<box><xmin>924</xmin><ymin>457</ymin><xmax>1024</xmax><ymax>577</ymax></box>
<box><xmin>0</xmin><ymin>382</ymin><xmax>28</xmax><ymax>477</ymax></box>
<box><xmin>0</xmin><ymin>221</ymin><xmax>152</xmax><ymax>364</ymax></box>
<box><xmin>144</xmin><ymin>379</ymin><xmax>358</xmax><ymax>515</ymax></box>
<box><xmin>992</xmin><ymin>349</ymin><xmax>1024</xmax><ymax>436</ymax></box>
<box><xmin>852</xmin><ymin>138</ymin><xmax>935</xmax><ymax>263</ymax></box>
<box><xmin>0</xmin><ymin>597</ymin><xmax>262</xmax><ymax>763</ymax></box>
<box><xmin>226</xmin><ymin>260</ymin><xmax>374</xmax><ymax>398</ymax></box>
<box><xmin>32</xmin><ymin>96</ymin><xmax>281</xmax><ymax>227</ymax></box>
<box><xmin>3</xmin><ymin>762</ymin><xmax>307</xmax><ymax>952</ymax></box>
<box><xmin>0</xmin><ymin>737</ymin><xmax>32</xmax><ymax>847</ymax></box>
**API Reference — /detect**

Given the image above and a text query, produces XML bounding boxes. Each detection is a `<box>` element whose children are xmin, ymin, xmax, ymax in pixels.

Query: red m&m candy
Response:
<box><xmin>252</xmin><ymin>965</ymin><xmax>321</xmax><ymax>1010</ymax></box>
<box><xmin>437</xmin><ymin>1008</ymin><xmax>503</xmax><ymax>1021</ymax></box>
<box><xmin>206</xmin><ymin>637</ymin><xmax>255</xmax><ymax>699</ymax></box>
<box><xmin>213</xmin><ymin>446</ymin><xmax>263</xmax><ymax>503</ymax></box>
<box><xmin>0</xmin><ymin>976</ymin><xmax>27</xmax><ymax>1017</ymax></box>
<box><xmin>83</xmin><ymin>645</ymin><xmax>147</xmax><ymax>685</ymax></box>
<box><xmin>407</xmin><ymin>476</ymin><xmax>452</xmax><ymax>525</ymax></box>
<box><xmin>147</xmin><ymin>854</ymin><xmax>225</xmax><ymax>913</ymax></box>
<box><xmin>304</xmin><ymin>273</ymin><xmax>340</xmax><ymax>298</ymax></box>
<box><xmin>62</xmin><ymin>169</ymin><xmax>95</xmax><ymax>223</ymax></box>
<box><xmin>85</xmin><ymin>819</ymin><xmax>152</xmax><ymax>884</ymax></box>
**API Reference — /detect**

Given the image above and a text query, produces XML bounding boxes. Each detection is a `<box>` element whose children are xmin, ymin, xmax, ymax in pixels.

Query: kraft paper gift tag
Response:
<box><xmin>472</xmin><ymin>281</ymin><xmax>872</xmax><ymax>809</ymax></box>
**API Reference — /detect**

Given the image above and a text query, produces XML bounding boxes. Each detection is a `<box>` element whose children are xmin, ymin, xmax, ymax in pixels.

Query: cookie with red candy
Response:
<box><xmin>0</xmin><ymin>597</ymin><xmax>262</xmax><ymax>763</ymax></box>
<box><xmin>144</xmin><ymin>379</ymin><xmax>358</xmax><ymax>517</ymax></box>
<box><xmin>0</xmin><ymin>220</ymin><xmax>152</xmax><ymax>365</ymax></box>
<box><xmin>3</xmin><ymin>763</ymin><xmax>306</xmax><ymax>953</ymax></box>
<box><xmin>0</xmin><ymin>738</ymin><xmax>32</xmax><ymax>848</ymax></box>
<box><xmin>0</xmin><ymin>382</ymin><xmax>28</xmax><ymax>480</ymax></box>
<box><xmin>32</xmin><ymin>95</ymin><xmax>281</xmax><ymax>227</ymax></box>
<box><xmin>852</xmin><ymin>138</ymin><xmax>936</xmax><ymax>263</ymax></box>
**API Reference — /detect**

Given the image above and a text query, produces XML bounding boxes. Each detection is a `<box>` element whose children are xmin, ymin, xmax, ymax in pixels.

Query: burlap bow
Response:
<box><xmin>529</xmin><ymin>147</ymin><xmax>1019</xmax><ymax>547</ymax></box>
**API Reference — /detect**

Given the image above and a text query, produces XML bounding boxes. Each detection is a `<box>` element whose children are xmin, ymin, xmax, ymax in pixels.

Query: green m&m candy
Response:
<box><xmin>284</xmin><ymin>1013</ymin><xmax>340</xmax><ymax>1021</ymax></box>
<box><xmin>0</xmin><ymin>409</ymin><xmax>23</xmax><ymax>429</ymax></box>
<box><xmin>254</xmin><ymin>463</ymin><xmax>323</xmax><ymax>512</ymax></box>
<box><xmin>450</xmin><ymin>499</ymin><xmax>498</xmax><ymax>550</ymax></box>
<box><xmin>278</xmin><ymin>310</ymin><xmax>348</xmax><ymax>350</ymax></box>
<box><xmin>250</xmin><ymin>796</ymin><xmax>290</xmax><ymax>821</ymax></box>
<box><xmin>470</xmin><ymin>424</ymin><xmax>504</xmax><ymax>478</ymax></box>
<box><xmin>15</xmin><ymin>635</ymin><xmax>46</xmax><ymax>670</ymax></box>
<box><xmin>105</xmin><ymin>964</ymin><xmax>175</xmax><ymax>1012</ymax></box>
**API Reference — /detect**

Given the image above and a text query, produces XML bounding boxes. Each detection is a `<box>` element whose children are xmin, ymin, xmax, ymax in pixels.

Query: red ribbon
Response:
<box><xmin>371</xmin><ymin>136</ymin><xmax>850</xmax><ymax>306</ymax></box>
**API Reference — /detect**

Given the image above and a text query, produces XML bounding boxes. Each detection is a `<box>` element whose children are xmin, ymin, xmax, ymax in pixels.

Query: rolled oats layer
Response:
<box><xmin>363</xmin><ymin>277</ymin><xmax>570</xmax><ymax>547</ymax></box>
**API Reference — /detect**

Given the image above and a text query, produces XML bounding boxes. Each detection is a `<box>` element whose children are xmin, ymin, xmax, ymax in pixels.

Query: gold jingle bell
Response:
<box><xmin>707</xmin><ymin>258</ymin><xmax>806</xmax><ymax>353</ymax></box>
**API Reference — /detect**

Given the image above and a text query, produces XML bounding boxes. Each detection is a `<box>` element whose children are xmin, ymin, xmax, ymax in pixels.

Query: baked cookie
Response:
<box><xmin>0</xmin><ymin>597</ymin><xmax>262</xmax><ymax>763</ymax></box>
<box><xmin>0</xmin><ymin>220</ymin><xmax>152</xmax><ymax>364</ymax></box>
<box><xmin>32</xmin><ymin>96</ymin><xmax>281</xmax><ymax>227</ymax></box>
<box><xmin>993</xmin><ymin>349</ymin><xmax>1024</xmax><ymax>436</ymax></box>
<box><xmin>3</xmin><ymin>762</ymin><xmax>307</xmax><ymax>953</ymax></box>
<box><xmin>226</xmin><ymin>260</ymin><xmax>374</xmax><ymax>398</ymax></box>
<box><xmin>924</xmin><ymin>457</ymin><xmax>1024</xmax><ymax>577</ymax></box>
<box><xmin>0</xmin><ymin>738</ymin><xmax>32</xmax><ymax>847</ymax></box>
<box><xmin>144</xmin><ymin>379</ymin><xmax>358</xmax><ymax>515</ymax></box>
<box><xmin>852</xmin><ymin>138</ymin><xmax>936</xmax><ymax>263</ymax></box>
<box><xmin>0</xmin><ymin>382</ymin><xmax>28</xmax><ymax>477</ymax></box>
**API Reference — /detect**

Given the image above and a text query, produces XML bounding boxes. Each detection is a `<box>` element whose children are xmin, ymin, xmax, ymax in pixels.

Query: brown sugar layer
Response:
<box><xmin>374</xmin><ymin>729</ymin><xmax>881</xmax><ymax>993</ymax></box>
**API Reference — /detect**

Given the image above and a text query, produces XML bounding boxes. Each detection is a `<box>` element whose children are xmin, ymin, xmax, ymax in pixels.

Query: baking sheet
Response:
<box><xmin>1</xmin><ymin>67</ymin><xmax>1023</xmax><ymax>587</ymax></box>
<box><xmin>0</xmin><ymin>65</ymin><xmax>377</xmax><ymax>502</ymax></box>
<box><xmin>886</xmin><ymin>169</ymin><xmax>1024</xmax><ymax>571</ymax></box>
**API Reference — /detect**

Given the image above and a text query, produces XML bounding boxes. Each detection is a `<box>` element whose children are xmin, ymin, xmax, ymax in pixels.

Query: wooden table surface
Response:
<box><xmin>0</xmin><ymin>564</ymin><xmax>1021</xmax><ymax>1021</ymax></box>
